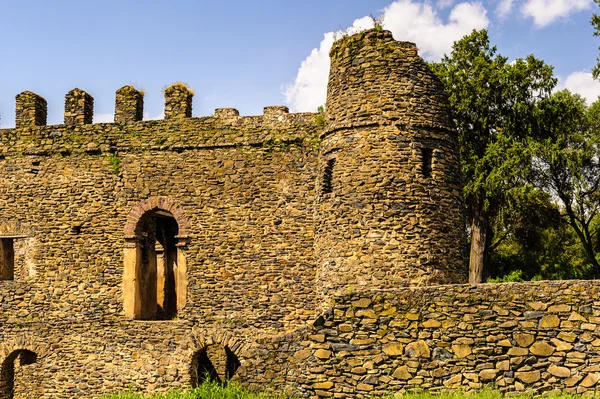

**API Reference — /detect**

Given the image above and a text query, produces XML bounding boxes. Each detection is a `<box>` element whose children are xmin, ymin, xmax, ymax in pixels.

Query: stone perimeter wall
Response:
<box><xmin>241</xmin><ymin>280</ymin><xmax>600</xmax><ymax>398</ymax></box>
<box><xmin>4</xmin><ymin>281</ymin><xmax>600</xmax><ymax>398</ymax></box>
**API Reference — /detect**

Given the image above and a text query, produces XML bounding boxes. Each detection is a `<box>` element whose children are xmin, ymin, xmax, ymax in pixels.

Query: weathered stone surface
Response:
<box><xmin>549</xmin><ymin>304</ymin><xmax>571</xmax><ymax>313</ymax></box>
<box><xmin>548</xmin><ymin>366</ymin><xmax>571</xmax><ymax>378</ymax></box>
<box><xmin>452</xmin><ymin>344</ymin><xmax>472</xmax><ymax>358</ymax></box>
<box><xmin>514</xmin><ymin>333</ymin><xmax>535</xmax><ymax>347</ymax></box>
<box><xmin>479</xmin><ymin>369</ymin><xmax>498</xmax><ymax>381</ymax></box>
<box><xmin>540</xmin><ymin>315</ymin><xmax>560</xmax><ymax>328</ymax></box>
<box><xmin>515</xmin><ymin>370</ymin><xmax>541</xmax><ymax>384</ymax></box>
<box><xmin>530</xmin><ymin>341</ymin><xmax>555</xmax><ymax>356</ymax></box>
<box><xmin>314</xmin><ymin>382</ymin><xmax>334</xmax><ymax>389</ymax></box>
<box><xmin>497</xmin><ymin>360</ymin><xmax>510</xmax><ymax>371</ymax></box>
<box><xmin>581</xmin><ymin>373</ymin><xmax>599</xmax><ymax>387</ymax></box>
<box><xmin>551</xmin><ymin>338</ymin><xmax>573</xmax><ymax>351</ymax></box>
<box><xmin>423</xmin><ymin>319</ymin><xmax>441</xmax><ymax>328</ymax></box>
<box><xmin>444</xmin><ymin>375</ymin><xmax>462</xmax><ymax>388</ymax></box>
<box><xmin>392</xmin><ymin>366</ymin><xmax>412</xmax><ymax>380</ymax></box>
<box><xmin>314</xmin><ymin>349</ymin><xmax>332</xmax><ymax>359</ymax></box>
<box><xmin>352</xmin><ymin>298</ymin><xmax>372</xmax><ymax>308</ymax></box>
<box><xmin>405</xmin><ymin>340</ymin><xmax>430</xmax><ymax>358</ymax></box>
<box><xmin>382</xmin><ymin>343</ymin><xmax>404</xmax><ymax>356</ymax></box>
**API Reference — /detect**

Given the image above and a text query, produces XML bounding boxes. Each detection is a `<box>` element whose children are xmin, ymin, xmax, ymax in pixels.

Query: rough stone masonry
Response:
<box><xmin>0</xmin><ymin>29</ymin><xmax>598</xmax><ymax>398</ymax></box>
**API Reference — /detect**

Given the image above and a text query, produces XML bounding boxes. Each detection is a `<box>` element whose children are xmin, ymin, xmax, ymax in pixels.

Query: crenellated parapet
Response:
<box><xmin>2</xmin><ymin>83</ymin><xmax>315</xmax><ymax>137</ymax></box>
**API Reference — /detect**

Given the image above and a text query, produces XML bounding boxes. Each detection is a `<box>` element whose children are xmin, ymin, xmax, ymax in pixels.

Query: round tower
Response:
<box><xmin>315</xmin><ymin>29</ymin><xmax>467</xmax><ymax>296</ymax></box>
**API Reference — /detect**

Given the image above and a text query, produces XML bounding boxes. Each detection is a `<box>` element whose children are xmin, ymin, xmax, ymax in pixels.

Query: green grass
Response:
<box><xmin>395</xmin><ymin>389</ymin><xmax>581</xmax><ymax>399</ymax></box>
<box><xmin>101</xmin><ymin>382</ymin><xmax>583</xmax><ymax>399</ymax></box>
<box><xmin>100</xmin><ymin>381</ymin><xmax>281</xmax><ymax>399</ymax></box>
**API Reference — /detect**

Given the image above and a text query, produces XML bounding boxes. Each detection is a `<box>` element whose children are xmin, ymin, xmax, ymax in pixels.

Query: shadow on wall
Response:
<box><xmin>191</xmin><ymin>344</ymin><xmax>241</xmax><ymax>386</ymax></box>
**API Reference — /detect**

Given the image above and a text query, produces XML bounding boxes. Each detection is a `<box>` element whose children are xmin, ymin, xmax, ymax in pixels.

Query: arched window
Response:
<box><xmin>124</xmin><ymin>198</ymin><xmax>190</xmax><ymax>320</ymax></box>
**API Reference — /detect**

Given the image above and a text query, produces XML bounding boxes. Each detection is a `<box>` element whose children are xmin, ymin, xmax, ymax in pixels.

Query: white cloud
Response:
<box><xmin>558</xmin><ymin>71</ymin><xmax>600</xmax><ymax>105</ymax></box>
<box><xmin>382</xmin><ymin>1</ymin><xmax>488</xmax><ymax>60</ymax></box>
<box><xmin>284</xmin><ymin>0</ymin><xmax>489</xmax><ymax>112</ymax></box>
<box><xmin>93</xmin><ymin>113</ymin><xmax>114</xmax><ymax>123</ymax></box>
<box><xmin>521</xmin><ymin>0</ymin><xmax>591</xmax><ymax>27</ymax></box>
<box><xmin>496</xmin><ymin>0</ymin><xmax>514</xmax><ymax>18</ymax></box>
<box><xmin>283</xmin><ymin>16</ymin><xmax>374</xmax><ymax>113</ymax></box>
<box><xmin>282</xmin><ymin>33</ymin><xmax>336</xmax><ymax>113</ymax></box>
<box><xmin>438</xmin><ymin>0</ymin><xmax>456</xmax><ymax>8</ymax></box>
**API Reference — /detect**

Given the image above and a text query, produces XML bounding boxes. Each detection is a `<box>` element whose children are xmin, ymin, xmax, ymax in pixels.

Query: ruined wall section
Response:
<box><xmin>315</xmin><ymin>30</ymin><xmax>466</xmax><ymax>296</ymax></box>
<box><xmin>0</xmin><ymin>111</ymin><xmax>321</xmax><ymax>330</ymax></box>
<box><xmin>0</xmin><ymin>320</ymin><xmax>251</xmax><ymax>397</ymax></box>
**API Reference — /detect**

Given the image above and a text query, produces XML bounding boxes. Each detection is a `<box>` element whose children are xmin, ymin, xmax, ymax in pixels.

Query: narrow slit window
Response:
<box><xmin>421</xmin><ymin>148</ymin><xmax>433</xmax><ymax>178</ymax></box>
<box><xmin>322</xmin><ymin>158</ymin><xmax>335</xmax><ymax>194</ymax></box>
<box><xmin>0</xmin><ymin>238</ymin><xmax>14</xmax><ymax>280</ymax></box>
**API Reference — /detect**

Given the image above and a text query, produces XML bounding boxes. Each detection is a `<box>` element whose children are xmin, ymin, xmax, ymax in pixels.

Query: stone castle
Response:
<box><xmin>0</xmin><ymin>29</ymin><xmax>599</xmax><ymax>398</ymax></box>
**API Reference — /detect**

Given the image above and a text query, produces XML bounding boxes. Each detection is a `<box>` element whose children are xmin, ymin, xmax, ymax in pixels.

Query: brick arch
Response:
<box><xmin>124</xmin><ymin>196</ymin><xmax>191</xmax><ymax>237</ymax></box>
<box><xmin>0</xmin><ymin>337</ymin><xmax>47</xmax><ymax>362</ymax></box>
<box><xmin>190</xmin><ymin>325</ymin><xmax>250</xmax><ymax>356</ymax></box>
<box><xmin>189</xmin><ymin>326</ymin><xmax>250</xmax><ymax>385</ymax></box>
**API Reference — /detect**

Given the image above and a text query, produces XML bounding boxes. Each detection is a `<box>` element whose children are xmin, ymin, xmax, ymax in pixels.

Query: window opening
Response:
<box><xmin>322</xmin><ymin>158</ymin><xmax>335</xmax><ymax>194</ymax></box>
<box><xmin>0</xmin><ymin>238</ymin><xmax>14</xmax><ymax>280</ymax></box>
<box><xmin>421</xmin><ymin>148</ymin><xmax>433</xmax><ymax>178</ymax></box>
<box><xmin>129</xmin><ymin>210</ymin><xmax>180</xmax><ymax>320</ymax></box>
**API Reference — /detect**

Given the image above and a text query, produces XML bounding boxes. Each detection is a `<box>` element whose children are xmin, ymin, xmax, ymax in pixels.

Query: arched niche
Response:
<box><xmin>0</xmin><ymin>349</ymin><xmax>37</xmax><ymax>398</ymax></box>
<box><xmin>123</xmin><ymin>197</ymin><xmax>190</xmax><ymax>320</ymax></box>
<box><xmin>191</xmin><ymin>344</ymin><xmax>241</xmax><ymax>386</ymax></box>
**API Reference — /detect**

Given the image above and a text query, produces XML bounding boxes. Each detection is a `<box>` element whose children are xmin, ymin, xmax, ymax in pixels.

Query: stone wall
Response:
<box><xmin>241</xmin><ymin>280</ymin><xmax>600</xmax><ymax>398</ymax></box>
<box><xmin>0</xmin><ymin>110</ymin><xmax>320</xmax><ymax>328</ymax></box>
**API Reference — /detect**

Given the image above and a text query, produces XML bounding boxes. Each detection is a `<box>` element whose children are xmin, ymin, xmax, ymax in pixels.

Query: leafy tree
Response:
<box><xmin>592</xmin><ymin>0</ymin><xmax>600</xmax><ymax>79</ymax></box>
<box><xmin>487</xmin><ymin>189</ymin><xmax>592</xmax><ymax>281</ymax></box>
<box><xmin>430</xmin><ymin>30</ymin><xmax>556</xmax><ymax>283</ymax></box>
<box><xmin>531</xmin><ymin>90</ymin><xmax>600</xmax><ymax>274</ymax></box>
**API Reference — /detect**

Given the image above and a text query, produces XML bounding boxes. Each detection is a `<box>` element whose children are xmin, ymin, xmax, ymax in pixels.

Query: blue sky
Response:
<box><xmin>0</xmin><ymin>0</ymin><xmax>599</xmax><ymax>127</ymax></box>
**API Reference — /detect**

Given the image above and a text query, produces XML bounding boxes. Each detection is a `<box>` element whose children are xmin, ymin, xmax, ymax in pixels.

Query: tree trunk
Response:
<box><xmin>469</xmin><ymin>202</ymin><xmax>488</xmax><ymax>284</ymax></box>
<box><xmin>563</xmin><ymin>203</ymin><xmax>600</xmax><ymax>276</ymax></box>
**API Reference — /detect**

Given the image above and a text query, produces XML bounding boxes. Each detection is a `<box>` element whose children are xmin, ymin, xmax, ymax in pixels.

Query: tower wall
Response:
<box><xmin>315</xmin><ymin>29</ymin><xmax>467</xmax><ymax>295</ymax></box>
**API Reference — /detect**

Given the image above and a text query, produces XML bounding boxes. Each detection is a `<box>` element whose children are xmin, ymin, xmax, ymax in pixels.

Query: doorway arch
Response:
<box><xmin>191</xmin><ymin>344</ymin><xmax>241</xmax><ymax>386</ymax></box>
<box><xmin>124</xmin><ymin>197</ymin><xmax>190</xmax><ymax>320</ymax></box>
<box><xmin>0</xmin><ymin>349</ymin><xmax>37</xmax><ymax>398</ymax></box>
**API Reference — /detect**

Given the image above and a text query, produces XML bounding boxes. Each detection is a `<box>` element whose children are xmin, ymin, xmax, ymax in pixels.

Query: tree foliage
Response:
<box><xmin>530</xmin><ymin>90</ymin><xmax>600</xmax><ymax>274</ymax></box>
<box><xmin>592</xmin><ymin>0</ymin><xmax>600</xmax><ymax>79</ymax></box>
<box><xmin>430</xmin><ymin>29</ymin><xmax>556</xmax><ymax>282</ymax></box>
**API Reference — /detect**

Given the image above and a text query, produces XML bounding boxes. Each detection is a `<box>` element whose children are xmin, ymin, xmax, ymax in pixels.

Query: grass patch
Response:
<box><xmin>100</xmin><ymin>380</ymin><xmax>282</xmax><ymax>399</ymax></box>
<box><xmin>101</xmin><ymin>383</ymin><xmax>584</xmax><ymax>399</ymax></box>
<box><xmin>396</xmin><ymin>389</ymin><xmax>581</xmax><ymax>399</ymax></box>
